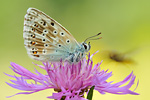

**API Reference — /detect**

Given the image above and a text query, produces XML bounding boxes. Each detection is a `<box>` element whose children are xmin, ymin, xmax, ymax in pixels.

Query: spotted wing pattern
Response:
<box><xmin>23</xmin><ymin>8</ymin><xmax>80</xmax><ymax>62</ymax></box>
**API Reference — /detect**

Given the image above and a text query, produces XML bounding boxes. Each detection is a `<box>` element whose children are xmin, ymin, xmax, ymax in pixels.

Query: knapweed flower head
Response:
<box><xmin>5</xmin><ymin>52</ymin><xmax>139</xmax><ymax>100</ymax></box>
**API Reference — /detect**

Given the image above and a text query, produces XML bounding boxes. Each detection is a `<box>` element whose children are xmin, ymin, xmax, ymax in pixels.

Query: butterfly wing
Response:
<box><xmin>23</xmin><ymin>8</ymin><xmax>80</xmax><ymax>62</ymax></box>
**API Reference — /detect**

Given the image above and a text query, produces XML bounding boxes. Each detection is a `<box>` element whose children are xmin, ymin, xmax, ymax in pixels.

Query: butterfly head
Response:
<box><xmin>81</xmin><ymin>32</ymin><xmax>102</xmax><ymax>52</ymax></box>
<box><xmin>81</xmin><ymin>42</ymin><xmax>91</xmax><ymax>52</ymax></box>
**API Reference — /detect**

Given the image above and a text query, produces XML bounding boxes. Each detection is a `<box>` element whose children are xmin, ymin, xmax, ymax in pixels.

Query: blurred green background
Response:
<box><xmin>0</xmin><ymin>0</ymin><xmax>150</xmax><ymax>100</ymax></box>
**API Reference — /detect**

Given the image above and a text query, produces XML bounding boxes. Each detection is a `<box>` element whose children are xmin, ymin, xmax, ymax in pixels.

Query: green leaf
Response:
<box><xmin>87</xmin><ymin>86</ymin><xmax>95</xmax><ymax>100</ymax></box>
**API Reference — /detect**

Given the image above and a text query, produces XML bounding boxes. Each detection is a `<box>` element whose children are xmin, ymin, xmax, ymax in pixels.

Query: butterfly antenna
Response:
<box><xmin>84</xmin><ymin>32</ymin><xmax>102</xmax><ymax>43</ymax></box>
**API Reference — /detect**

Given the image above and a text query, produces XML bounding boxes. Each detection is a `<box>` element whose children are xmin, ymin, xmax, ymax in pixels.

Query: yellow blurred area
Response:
<box><xmin>0</xmin><ymin>0</ymin><xmax>150</xmax><ymax>100</ymax></box>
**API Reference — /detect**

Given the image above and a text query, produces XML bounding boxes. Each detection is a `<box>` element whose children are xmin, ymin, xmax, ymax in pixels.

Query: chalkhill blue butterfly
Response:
<box><xmin>23</xmin><ymin>8</ymin><xmax>101</xmax><ymax>63</ymax></box>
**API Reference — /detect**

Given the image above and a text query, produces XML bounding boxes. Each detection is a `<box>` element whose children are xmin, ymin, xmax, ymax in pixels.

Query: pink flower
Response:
<box><xmin>5</xmin><ymin>53</ymin><xmax>139</xmax><ymax>99</ymax></box>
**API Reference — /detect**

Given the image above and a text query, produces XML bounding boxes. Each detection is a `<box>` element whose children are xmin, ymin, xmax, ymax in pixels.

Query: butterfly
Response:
<box><xmin>23</xmin><ymin>8</ymin><xmax>101</xmax><ymax>63</ymax></box>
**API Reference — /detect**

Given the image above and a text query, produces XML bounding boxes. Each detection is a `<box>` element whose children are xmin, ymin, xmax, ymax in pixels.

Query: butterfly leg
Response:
<box><xmin>65</xmin><ymin>53</ymin><xmax>74</xmax><ymax>63</ymax></box>
<box><xmin>68</xmin><ymin>52</ymin><xmax>81</xmax><ymax>63</ymax></box>
<box><xmin>75</xmin><ymin>52</ymin><xmax>81</xmax><ymax>62</ymax></box>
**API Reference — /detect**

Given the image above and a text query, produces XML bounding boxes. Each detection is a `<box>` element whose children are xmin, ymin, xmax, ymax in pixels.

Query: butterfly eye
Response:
<box><xmin>83</xmin><ymin>44</ymin><xmax>87</xmax><ymax>50</ymax></box>
<box><xmin>82</xmin><ymin>42</ymin><xmax>91</xmax><ymax>52</ymax></box>
<box><xmin>82</xmin><ymin>43</ymin><xmax>90</xmax><ymax>52</ymax></box>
